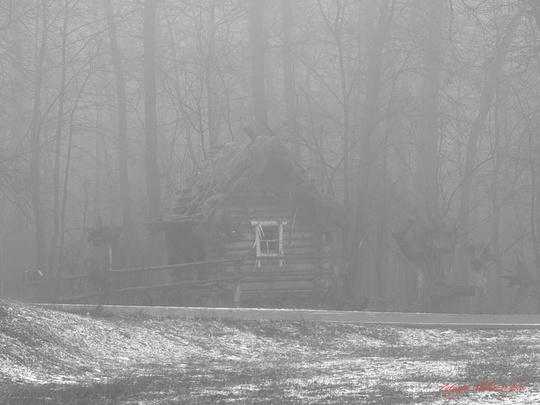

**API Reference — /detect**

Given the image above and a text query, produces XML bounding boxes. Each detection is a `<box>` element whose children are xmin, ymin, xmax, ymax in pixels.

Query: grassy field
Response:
<box><xmin>0</xmin><ymin>300</ymin><xmax>539</xmax><ymax>404</ymax></box>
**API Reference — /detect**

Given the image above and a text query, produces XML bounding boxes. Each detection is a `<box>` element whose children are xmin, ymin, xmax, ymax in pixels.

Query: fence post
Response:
<box><xmin>233</xmin><ymin>260</ymin><xmax>242</xmax><ymax>307</ymax></box>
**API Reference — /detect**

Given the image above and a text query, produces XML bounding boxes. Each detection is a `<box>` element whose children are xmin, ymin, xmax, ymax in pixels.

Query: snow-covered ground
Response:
<box><xmin>0</xmin><ymin>300</ymin><xmax>539</xmax><ymax>404</ymax></box>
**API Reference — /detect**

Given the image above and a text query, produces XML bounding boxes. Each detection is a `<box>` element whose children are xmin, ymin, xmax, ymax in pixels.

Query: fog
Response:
<box><xmin>0</xmin><ymin>0</ymin><xmax>539</xmax><ymax>313</ymax></box>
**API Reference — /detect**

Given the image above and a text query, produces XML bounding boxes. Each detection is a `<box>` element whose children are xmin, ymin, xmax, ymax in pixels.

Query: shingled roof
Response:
<box><xmin>159</xmin><ymin>135</ymin><xmax>346</xmax><ymax>232</ymax></box>
<box><xmin>162</xmin><ymin>136</ymin><xmax>308</xmax><ymax>222</ymax></box>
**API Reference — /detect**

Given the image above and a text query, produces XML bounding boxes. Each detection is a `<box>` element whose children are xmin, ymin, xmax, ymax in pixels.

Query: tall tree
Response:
<box><xmin>454</xmin><ymin>11</ymin><xmax>521</xmax><ymax>313</ymax></box>
<box><xmin>356</xmin><ymin>0</ymin><xmax>394</xmax><ymax>211</ymax></box>
<box><xmin>525</xmin><ymin>0</ymin><xmax>540</xmax><ymax>311</ymax></box>
<box><xmin>282</xmin><ymin>0</ymin><xmax>300</xmax><ymax>160</ymax></box>
<box><xmin>408</xmin><ymin>0</ymin><xmax>444</xmax><ymax>310</ymax></box>
<box><xmin>144</xmin><ymin>0</ymin><xmax>160</xmax><ymax>220</ymax></box>
<box><xmin>48</xmin><ymin>0</ymin><xmax>70</xmax><ymax>277</ymax></box>
<box><xmin>489</xmin><ymin>80</ymin><xmax>504</xmax><ymax>311</ymax></box>
<box><xmin>250</xmin><ymin>0</ymin><xmax>268</xmax><ymax>136</ymax></box>
<box><xmin>104</xmin><ymin>0</ymin><xmax>133</xmax><ymax>230</ymax></box>
<box><xmin>316</xmin><ymin>0</ymin><xmax>356</xmax><ymax>207</ymax></box>
<box><xmin>349</xmin><ymin>0</ymin><xmax>395</xmax><ymax>299</ymax></box>
<box><xmin>206</xmin><ymin>0</ymin><xmax>217</xmax><ymax>149</ymax></box>
<box><xmin>457</xmin><ymin>14</ymin><xmax>520</xmax><ymax>247</ymax></box>
<box><xmin>29</xmin><ymin>0</ymin><xmax>49</xmax><ymax>272</ymax></box>
<box><xmin>416</xmin><ymin>0</ymin><xmax>443</xmax><ymax>219</ymax></box>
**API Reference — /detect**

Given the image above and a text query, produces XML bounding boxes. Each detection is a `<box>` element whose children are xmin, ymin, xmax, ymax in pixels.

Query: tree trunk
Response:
<box><xmin>29</xmin><ymin>0</ymin><xmax>49</xmax><ymax>272</ymax></box>
<box><xmin>526</xmin><ymin>0</ymin><xmax>540</xmax><ymax>312</ymax></box>
<box><xmin>350</xmin><ymin>0</ymin><xmax>394</xmax><ymax>298</ymax></box>
<box><xmin>416</xmin><ymin>0</ymin><xmax>443</xmax><ymax>219</ymax></box>
<box><xmin>490</xmin><ymin>81</ymin><xmax>504</xmax><ymax>311</ymax></box>
<box><xmin>282</xmin><ymin>0</ymin><xmax>300</xmax><ymax>161</ymax></box>
<box><xmin>144</xmin><ymin>0</ymin><xmax>160</xmax><ymax>220</ymax></box>
<box><xmin>250</xmin><ymin>0</ymin><xmax>268</xmax><ymax>136</ymax></box>
<box><xmin>412</xmin><ymin>0</ymin><xmax>444</xmax><ymax>303</ymax></box>
<box><xmin>164</xmin><ymin>10</ymin><xmax>199</xmax><ymax>171</ymax></box>
<box><xmin>457</xmin><ymin>15</ymin><xmax>520</xmax><ymax>272</ymax></box>
<box><xmin>104</xmin><ymin>0</ymin><xmax>133</xmax><ymax>230</ymax></box>
<box><xmin>48</xmin><ymin>0</ymin><xmax>70</xmax><ymax>277</ymax></box>
<box><xmin>356</xmin><ymin>0</ymin><xmax>393</xmax><ymax>211</ymax></box>
<box><xmin>528</xmin><ymin>123</ymin><xmax>540</xmax><ymax>312</ymax></box>
<box><xmin>455</xmin><ymin>15</ymin><xmax>520</xmax><ymax>313</ymax></box>
<box><xmin>374</xmin><ymin>153</ymin><xmax>388</xmax><ymax>299</ymax></box>
<box><xmin>206</xmin><ymin>0</ymin><xmax>217</xmax><ymax>148</ymax></box>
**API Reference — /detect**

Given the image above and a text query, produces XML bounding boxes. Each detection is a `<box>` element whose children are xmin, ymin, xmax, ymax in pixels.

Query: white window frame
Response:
<box><xmin>251</xmin><ymin>220</ymin><xmax>287</xmax><ymax>267</ymax></box>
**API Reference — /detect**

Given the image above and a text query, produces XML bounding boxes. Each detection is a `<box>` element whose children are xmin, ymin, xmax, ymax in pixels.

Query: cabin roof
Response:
<box><xmin>164</xmin><ymin>136</ymin><xmax>307</xmax><ymax>220</ymax></box>
<box><xmin>151</xmin><ymin>135</ymin><xmax>346</xmax><ymax>233</ymax></box>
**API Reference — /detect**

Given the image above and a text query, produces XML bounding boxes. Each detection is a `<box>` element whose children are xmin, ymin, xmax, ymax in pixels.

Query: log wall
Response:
<box><xmin>219</xmin><ymin>187</ymin><xmax>337</xmax><ymax>300</ymax></box>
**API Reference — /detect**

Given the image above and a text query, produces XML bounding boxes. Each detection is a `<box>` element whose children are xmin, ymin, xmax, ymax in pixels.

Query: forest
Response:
<box><xmin>1</xmin><ymin>0</ymin><xmax>540</xmax><ymax>313</ymax></box>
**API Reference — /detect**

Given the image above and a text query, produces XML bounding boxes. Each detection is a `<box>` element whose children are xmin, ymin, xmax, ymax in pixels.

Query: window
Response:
<box><xmin>251</xmin><ymin>220</ymin><xmax>287</xmax><ymax>267</ymax></box>
<box><xmin>259</xmin><ymin>225</ymin><xmax>279</xmax><ymax>254</ymax></box>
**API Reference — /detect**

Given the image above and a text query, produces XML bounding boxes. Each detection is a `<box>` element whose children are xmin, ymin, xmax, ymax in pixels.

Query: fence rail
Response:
<box><xmin>59</xmin><ymin>255</ymin><xmax>340</xmax><ymax>305</ymax></box>
<box><xmin>108</xmin><ymin>259</ymin><xmax>244</xmax><ymax>275</ymax></box>
<box><xmin>61</xmin><ymin>258</ymin><xmax>244</xmax><ymax>305</ymax></box>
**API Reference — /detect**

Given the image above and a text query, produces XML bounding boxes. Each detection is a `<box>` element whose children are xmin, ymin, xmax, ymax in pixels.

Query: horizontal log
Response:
<box><xmin>240</xmin><ymin>278</ymin><xmax>314</xmax><ymax>287</ymax></box>
<box><xmin>227</xmin><ymin>262</ymin><xmax>326</xmax><ymax>272</ymax></box>
<box><xmin>112</xmin><ymin>275</ymin><xmax>243</xmax><ymax>296</ymax></box>
<box><xmin>240</xmin><ymin>283</ymin><xmax>314</xmax><ymax>292</ymax></box>
<box><xmin>59</xmin><ymin>275</ymin><xmax>243</xmax><ymax>303</ymax></box>
<box><xmin>63</xmin><ymin>260</ymin><xmax>242</xmax><ymax>281</ymax></box>
<box><xmin>239</xmin><ymin>289</ymin><xmax>313</xmax><ymax>299</ymax></box>
<box><xmin>63</xmin><ymin>274</ymin><xmax>89</xmax><ymax>281</ymax></box>
<box><xmin>240</xmin><ymin>288</ymin><xmax>313</xmax><ymax>294</ymax></box>
<box><xmin>242</xmin><ymin>270</ymin><xmax>332</xmax><ymax>278</ymax></box>
<box><xmin>224</xmin><ymin>241</ymin><xmax>318</xmax><ymax>251</ymax></box>
<box><xmin>240</xmin><ymin>275</ymin><xmax>330</xmax><ymax>284</ymax></box>
<box><xmin>227</xmin><ymin>239</ymin><xmax>323</xmax><ymax>248</ymax></box>
<box><xmin>232</xmin><ymin>217</ymin><xmax>316</xmax><ymax>225</ymax></box>
<box><xmin>222</xmin><ymin>199</ymin><xmax>299</xmax><ymax>206</ymax></box>
<box><xmin>249</xmin><ymin>264</ymin><xmax>325</xmax><ymax>273</ymax></box>
<box><xmin>109</xmin><ymin>259</ymin><xmax>243</xmax><ymax>275</ymax></box>
<box><xmin>223</xmin><ymin>255</ymin><xmax>341</xmax><ymax>262</ymax></box>
<box><xmin>225</xmin><ymin>210</ymin><xmax>310</xmax><ymax>218</ymax></box>
<box><xmin>57</xmin><ymin>291</ymin><xmax>103</xmax><ymax>303</ymax></box>
<box><xmin>232</xmin><ymin>231</ymin><xmax>318</xmax><ymax>240</ymax></box>
<box><xmin>233</xmin><ymin>219</ymin><xmax>318</xmax><ymax>227</ymax></box>
<box><xmin>221</xmin><ymin>239</ymin><xmax>318</xmax><ymax>249</ymax></box>
<box><xmin>224</xmin><ymin>263</ymin><xmax>325</xmax><ymax>274</ymax></box>
<box><xmin>241</xmin><ymin>276</ymin><xmax>316</xmax><ymax>283</ymax></box>
<box><xmin>225</xmin><ymin>246</ymin><xmax>319</xmax><ymax>255</ymax></box>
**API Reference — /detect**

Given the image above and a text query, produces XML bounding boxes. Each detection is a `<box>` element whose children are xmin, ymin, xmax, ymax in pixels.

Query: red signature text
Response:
<box><xmin>439</xmin><ymin>379</ymin><xmax>525</xmax><ymax>399</ymax></box>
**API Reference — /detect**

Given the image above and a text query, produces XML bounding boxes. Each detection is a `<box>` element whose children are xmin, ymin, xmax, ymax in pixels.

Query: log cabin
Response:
<box><xmin>146</xmin><ymin>135</ymin><xmax>347</xmax><ymax>307</ymax></box>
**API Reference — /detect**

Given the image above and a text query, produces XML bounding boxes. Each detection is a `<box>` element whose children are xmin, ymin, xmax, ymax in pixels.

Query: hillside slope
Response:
<box><xmin>1</xmin><ymin>300</ymin><xmax>540</xmax><ymax>404</ymax></box>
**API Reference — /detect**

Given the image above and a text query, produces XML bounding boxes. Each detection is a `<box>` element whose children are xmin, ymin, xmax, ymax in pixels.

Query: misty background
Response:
<box><xmin>1</xmin><ymin>0</ymin><xmax>539</xmax><ymax>312</ymax></box>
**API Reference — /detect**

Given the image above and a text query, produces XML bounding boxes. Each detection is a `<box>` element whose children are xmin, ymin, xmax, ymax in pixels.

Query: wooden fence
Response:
<box><xmin>59</xmin><ymin>255</ymin><xmax>342</xmax><ymax>306</ymax></box>
<box><xmin>60</xmin><ymin>259</ymin><xmax>244</xmax><ymax>305</ymax></box>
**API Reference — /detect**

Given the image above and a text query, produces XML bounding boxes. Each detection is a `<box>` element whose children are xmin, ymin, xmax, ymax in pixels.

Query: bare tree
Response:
<box><xmin>48</xmin><ymin>0</ymin><xmax>71</xmax><ymax>277</ymax></box>
<box><xmin>416</xmin><ymin>0</ymin><xmax>444</xmax><ymax>219</ymax></box>
<box><xmin>144</xmin><ymin>0</ymin><xmax>160</xmax><ymax>220</ymax></box>
<box><xmin>457</xmin><ymin>12</ymin><xmax>521</xmax><ymax>285</ymax></box>
<box><xmin>351</xmin><ymin>0</ymin><xmax>395</xmax><ymax>300</ymax></box>
<box><xmin>29</xmin><ymin>0</ymin><xmax>49</xmax><ymax>272</ymax></box>
<box><xmin>104</xmin><ymin>0</ymin><xmax>133</xmax><ymax>230</ymax></box>
<box><xmin>282</xmin><ymin>0</ymin><xmax>300</xmax><ymax>160</ymax></box>
<box><xmin>250</xmin><ymin>0</ymin><xmax>268</xmax><ymax>136</ymax></box>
